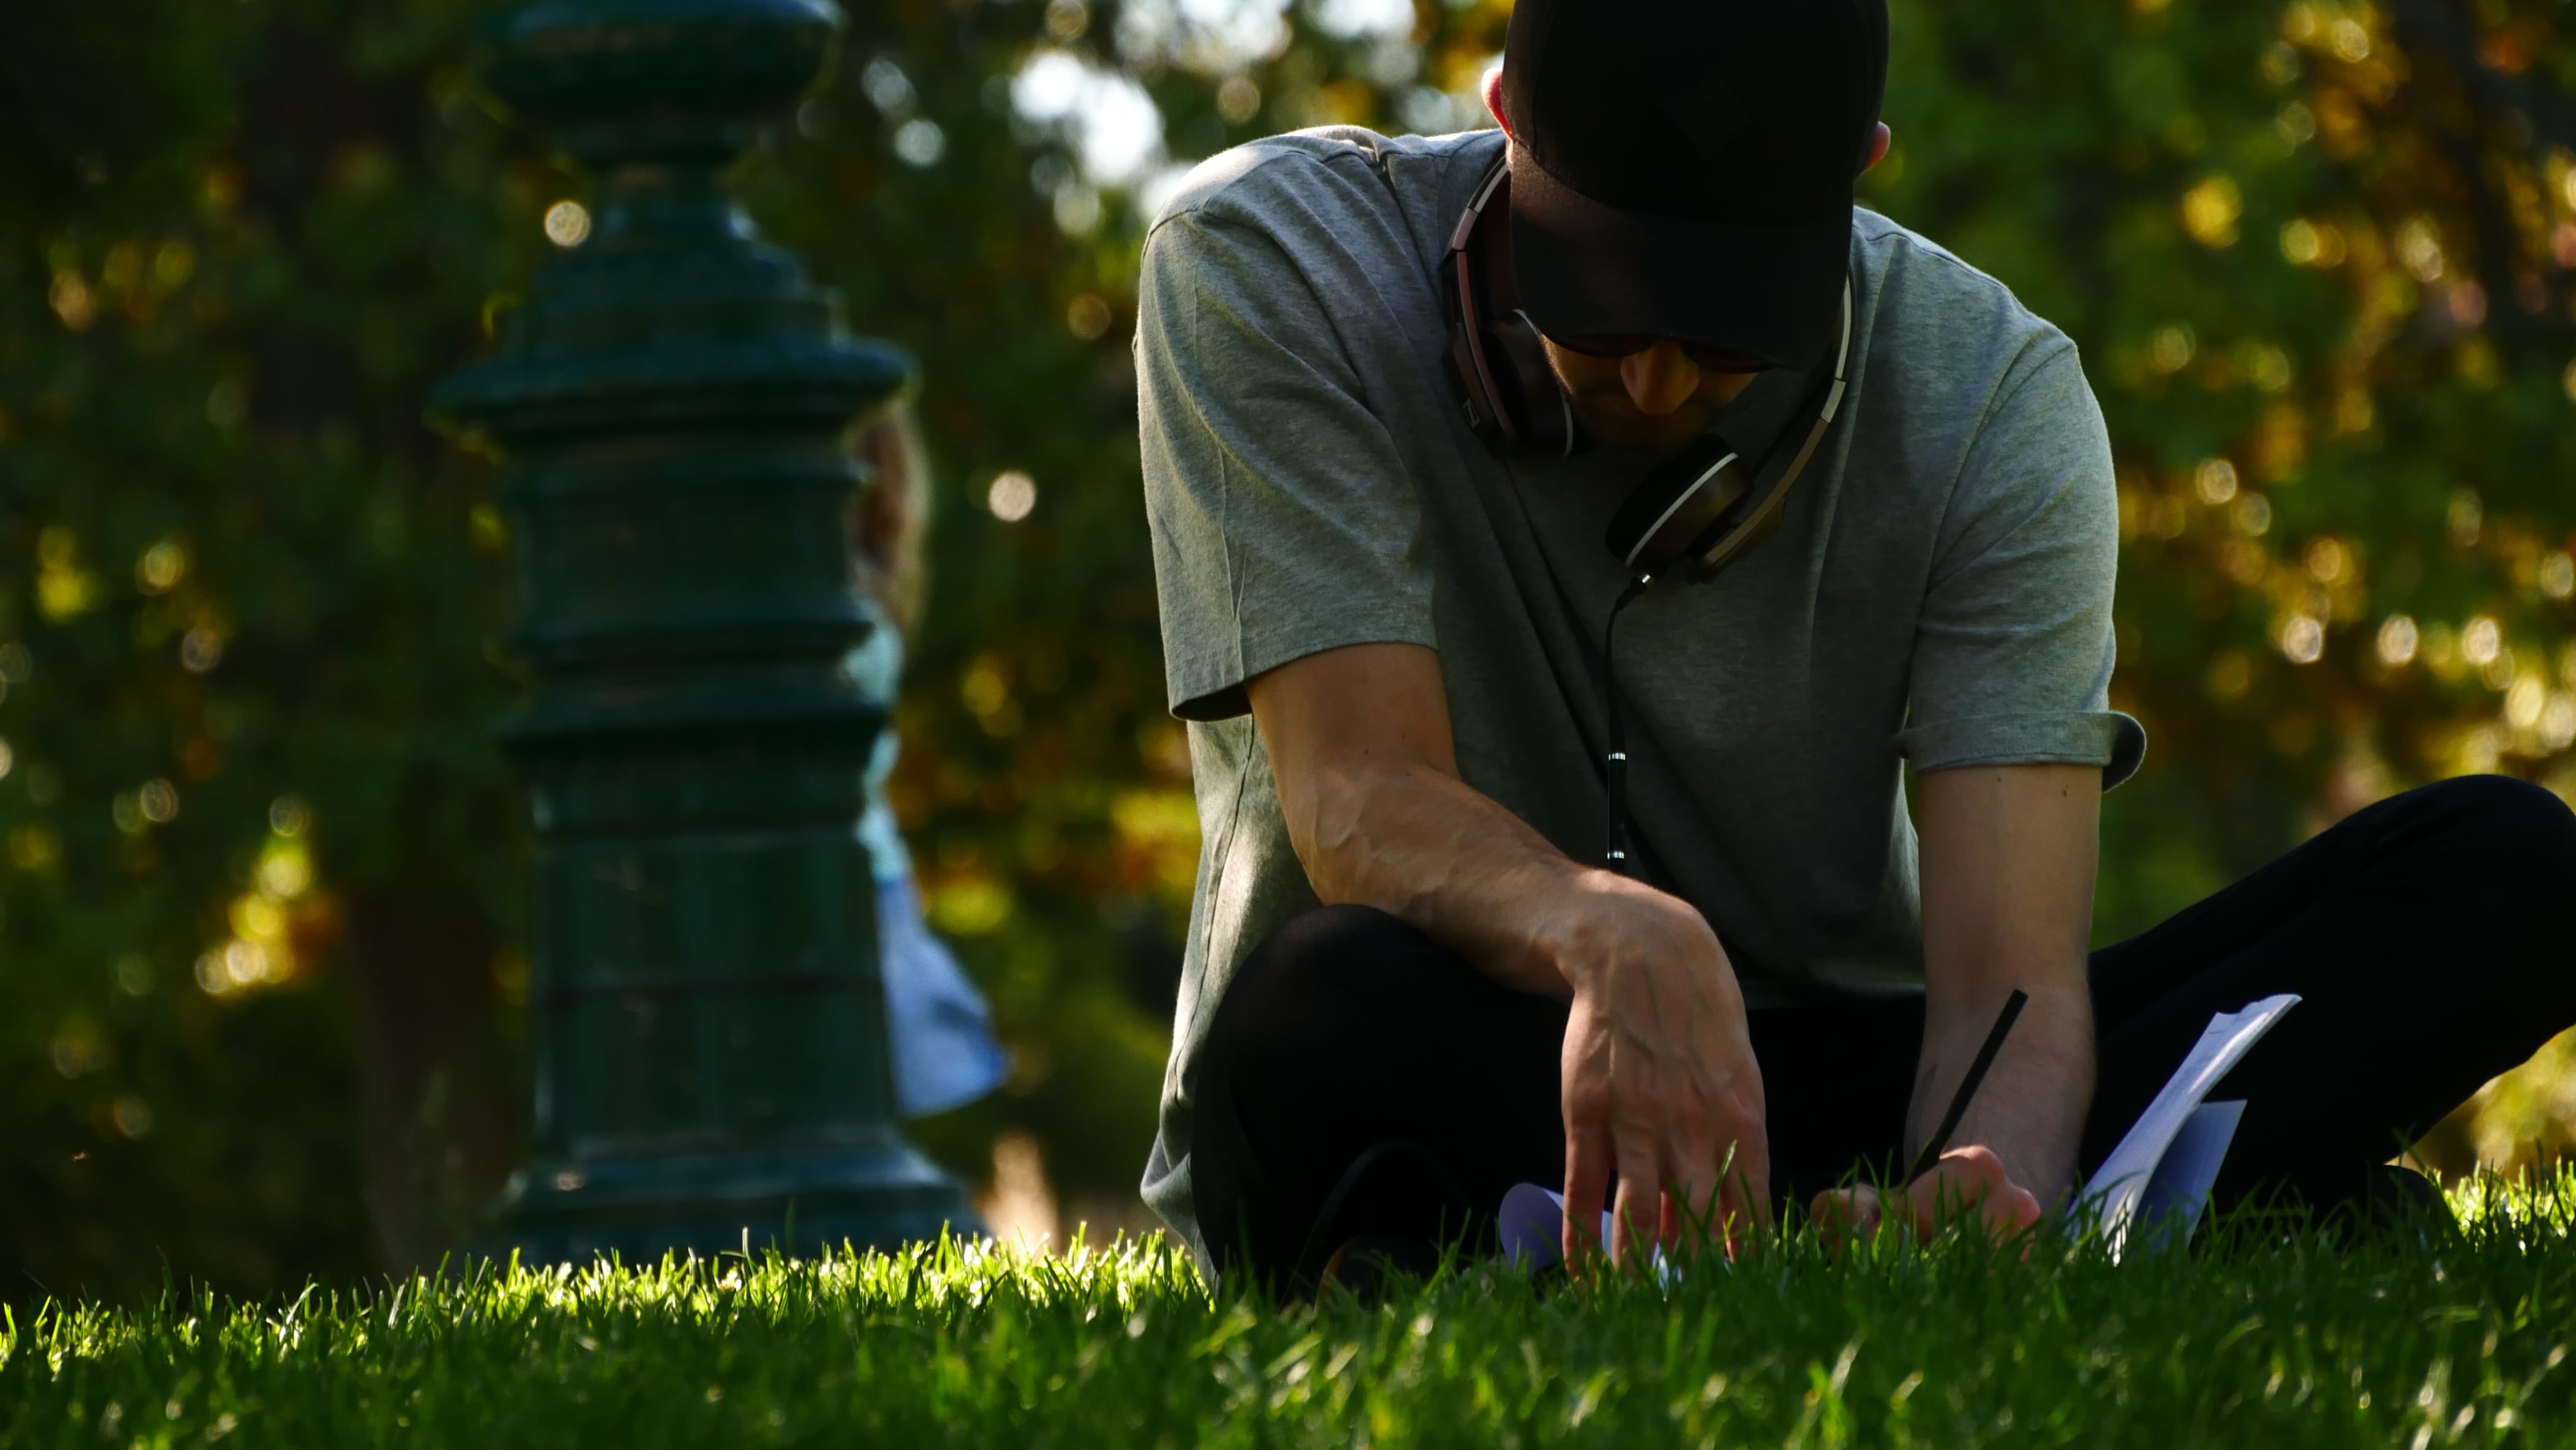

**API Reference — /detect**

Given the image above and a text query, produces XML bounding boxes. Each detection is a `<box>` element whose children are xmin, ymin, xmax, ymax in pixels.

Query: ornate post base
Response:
<box><xmin>491</xmin><ymin>1144</ymin><xmax>966</xmax><ymax>1262</ymax></box>
<box><xmin>433</xmin><ymin>0</ymin><xmax>975</xmax><ymax>1261</ymax></box>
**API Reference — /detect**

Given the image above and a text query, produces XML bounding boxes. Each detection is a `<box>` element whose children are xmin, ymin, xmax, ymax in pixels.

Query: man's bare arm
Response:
<box><xmin>1247</xmin><ymin>641</ymin><xmax>1772</xmax><ymax>1260</ymax></box>
<box><xmin>1912</xmin><ymin>763</ymin><xmax>2099</xmax><ymax>1203</ymax></box>
<box><xmin>1251</xmin><ymin>641</ymin><xmax>1590</xmax><ymax>993</ymax></box>
<box><xmin>1811</xmin><ymin>763</ymin><xmax>2098</xmax><ymax>1242</ymax></box>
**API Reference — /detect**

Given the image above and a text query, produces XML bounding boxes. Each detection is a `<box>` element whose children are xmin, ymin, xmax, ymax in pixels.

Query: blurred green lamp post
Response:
<box><xmin>429</xmin><ymin>0</ymin><xmax>972</xmax><ymax>1260</ymax></box>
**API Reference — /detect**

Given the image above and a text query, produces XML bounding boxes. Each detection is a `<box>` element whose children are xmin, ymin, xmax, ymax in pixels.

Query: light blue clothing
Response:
<box><xmin>846</xmin><ymin>612</ymin><xmax>1009</xmax><ymax>1119</ymax></box>
<box><xmin>876</xmin><ymin>872</ymin><xmax>1009</xmax><ymax>1117</ymax></box>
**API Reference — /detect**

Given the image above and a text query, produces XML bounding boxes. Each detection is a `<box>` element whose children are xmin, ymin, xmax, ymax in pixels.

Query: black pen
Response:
<box><xmin>1902</xmin><ymin>988</ymin><xmax>2029</xmax><ymax>1184</ymax></box>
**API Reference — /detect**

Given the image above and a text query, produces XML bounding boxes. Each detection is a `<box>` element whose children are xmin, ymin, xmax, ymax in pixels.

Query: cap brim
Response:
<box><xmin>1506</xmin><ymin>140</ymin><xmax>1850</xmax><ymax>372</ymax></box>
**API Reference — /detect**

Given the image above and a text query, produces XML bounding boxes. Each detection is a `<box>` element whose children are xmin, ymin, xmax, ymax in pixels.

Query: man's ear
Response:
<box><xmin>1483</xmin><ymin>65</ymin><xmax>1511</xmax><ymax>138</ymax></box>
<box><xmin>1861</xmin><ymin>122</ymin><xmax>1893</xmax><ymax>175</ymax></box>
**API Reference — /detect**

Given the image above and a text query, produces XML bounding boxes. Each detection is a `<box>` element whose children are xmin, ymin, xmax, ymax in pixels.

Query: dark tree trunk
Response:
<box><xmin>337</xmin><ymin>873</ymin><xmax>520</xmax><ymax>1271</ymax></box>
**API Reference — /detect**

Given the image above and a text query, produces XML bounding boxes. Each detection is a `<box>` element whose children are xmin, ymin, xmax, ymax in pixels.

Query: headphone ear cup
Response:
<box><xmin>1490</xmin><ymin>311</ymin><xmax>1576</xmax><ymax>457</ymax></box>
<box><xmin>1603</xmin><ymin>433</ymin><xmax>1751</xmax><ymax>575</ymax></box>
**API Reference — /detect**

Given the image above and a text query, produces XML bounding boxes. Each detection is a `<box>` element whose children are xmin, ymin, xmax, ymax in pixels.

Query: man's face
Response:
<box><xmin>1538</xmin><ymin>337</ymin><xmax>1763</xmax><ymax>454</ymax></box>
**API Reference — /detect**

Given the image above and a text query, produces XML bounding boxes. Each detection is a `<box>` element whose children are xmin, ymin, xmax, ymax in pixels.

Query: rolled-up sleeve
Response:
<box><xmin>1896</xmin><ymin>342</ymin><xmax>2146</xmax><ymax>788</ymax></box>
<box><xmin>1136</xmin><ymin>190</ymin><xmax>1435</xmax><ymax>723</ymax></box>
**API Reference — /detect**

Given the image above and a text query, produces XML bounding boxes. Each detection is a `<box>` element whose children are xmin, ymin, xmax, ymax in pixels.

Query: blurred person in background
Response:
<box><xmin>846</xmin><ymin>402</ymin><xmax>1010</xmax><ymax>1119</ymax></box>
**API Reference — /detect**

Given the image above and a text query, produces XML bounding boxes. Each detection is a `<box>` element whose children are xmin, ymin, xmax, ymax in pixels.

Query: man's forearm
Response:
<box><xmin>1910</xmin><ymin>763</ymin><xmax>2104</xmax><ymax>1206</ymax></box>
<box><xmin>1249</xmin><ymin>641</ymin><xmax>1686</xmax><ymax>997</ymax></box>
<box><xmin>1911</xmin><ymin>979</ymin><xmax>2093</xmax><ymax>1203</ymax></box>
<box><xmin>1292</xmin><ymin>757</ymin><xmax>1609</xmax><ymax>994</ymax></box>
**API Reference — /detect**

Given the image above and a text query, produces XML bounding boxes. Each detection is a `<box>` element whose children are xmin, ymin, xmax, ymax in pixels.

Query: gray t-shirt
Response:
<box><xmin>1134</xmin><ymin>125</ymin><xmax>2143</xmax><ymax>1262</ymax></box>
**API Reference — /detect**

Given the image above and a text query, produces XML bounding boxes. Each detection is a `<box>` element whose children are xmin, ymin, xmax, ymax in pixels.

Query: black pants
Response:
<box><xmin>1190</xmin><ymin>776</ymin><xmax>2576</xmax><ymax>1284</ymax></box>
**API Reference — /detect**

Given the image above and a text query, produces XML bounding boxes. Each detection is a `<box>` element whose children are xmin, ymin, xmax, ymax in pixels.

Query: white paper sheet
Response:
<box><xmin>2080</xmin><ymin>993</ymin><xmax>2298</xmax><ymax>1257</ymax></box>
<box><xmin>1496</xmin><ymin>1183</ymin><xmax>1674</xmax><ymax>1279</ymax></box>
<box><xmin>2125</xmin><ymin>1099</ymin><xmax>2245</xmax><ymax>1254</ymax></box>
<box><xmin>1498</xmin><ymin>1182</ymin><xmax>1573</xmax><ymax>1269</ymax></box>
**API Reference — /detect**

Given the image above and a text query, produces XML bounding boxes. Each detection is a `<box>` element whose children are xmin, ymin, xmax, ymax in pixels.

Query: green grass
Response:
<box><xmin>9</xmin><ymin>1175</ymin><xmax>2576</xmax><ymax>1447</ymax></box>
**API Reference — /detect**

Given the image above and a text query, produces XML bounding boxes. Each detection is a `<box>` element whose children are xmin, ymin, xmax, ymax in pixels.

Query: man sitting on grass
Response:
<box><xmin>1132</xmin><ymin>0</ymin><xmax>2576</xmax><ymax>1288</ymax></box>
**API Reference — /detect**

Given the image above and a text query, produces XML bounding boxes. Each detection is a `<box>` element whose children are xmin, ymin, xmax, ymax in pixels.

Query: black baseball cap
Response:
<box><xmin>1500</xmin><ymin>0</ymin><xmax>1888</xmax><ymax>372</ymax></box>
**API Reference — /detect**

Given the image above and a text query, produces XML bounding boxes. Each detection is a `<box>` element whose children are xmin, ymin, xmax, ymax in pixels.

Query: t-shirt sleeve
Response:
<box><xmin>1894</xmin><ymin>340</ymin><xmax>2146</xmax><ymax>788</ymax></box>
<box><xmin>1136</xmin><ymin>195</ymin><xmax>1435</xmax><ymax>722</ymax></box>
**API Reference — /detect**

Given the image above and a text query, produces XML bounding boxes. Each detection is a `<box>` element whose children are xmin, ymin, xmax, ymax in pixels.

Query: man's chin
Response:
<box><xmin>1573</xmin><ymin>404</ymin><xmax>1713</xmax><ymax>454</ymax></box>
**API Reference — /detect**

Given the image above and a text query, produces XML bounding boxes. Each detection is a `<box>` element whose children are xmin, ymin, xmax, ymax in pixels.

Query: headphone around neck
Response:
<box><xmin>1441</xmin><ymin>155</ymin><xmax>1854</xmax><ymax>585</ymax></box>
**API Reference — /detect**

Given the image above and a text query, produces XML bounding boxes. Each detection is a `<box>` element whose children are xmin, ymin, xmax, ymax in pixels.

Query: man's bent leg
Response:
<box><xmin>1744</xmin><ymin>1001</ymin><xmax>1924</xmax><ymax>1209</ymax></box>
<box><xmin>2083</xmin><ymin>775</ymin><xmax>2576</xmax><ymax>1212</ymax></box>
<box><xmin>1190</xmin><ymin>905</ymin><xmax>1566</xmax><ymax>1287</ymax></box>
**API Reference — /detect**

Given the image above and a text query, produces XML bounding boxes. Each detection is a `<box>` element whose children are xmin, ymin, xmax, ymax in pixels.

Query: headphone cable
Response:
<box><xmin>1602</xmin><ymin>572</ymin><xmax>1655</xmax><ymax>875</ymax></box>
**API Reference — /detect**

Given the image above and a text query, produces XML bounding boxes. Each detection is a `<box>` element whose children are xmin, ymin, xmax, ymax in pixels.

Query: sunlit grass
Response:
<box><xmin>7</xmin><ymin>1171</ymin><xmax>2576</xmax><ymax>1446</ymax></box>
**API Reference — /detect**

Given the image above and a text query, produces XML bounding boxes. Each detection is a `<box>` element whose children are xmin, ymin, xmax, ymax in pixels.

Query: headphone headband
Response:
<box><xmin>1439</xmin><ymin>152</ymin><xmax>1856</xmax><ymax>582</ymax></box>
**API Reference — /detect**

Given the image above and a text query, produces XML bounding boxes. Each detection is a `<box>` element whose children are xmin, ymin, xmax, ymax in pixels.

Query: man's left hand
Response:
<box><xmin>1809</xmin><ymin>1144</ymin><xmax>2044</xmax><ymax>1251</ymax></box>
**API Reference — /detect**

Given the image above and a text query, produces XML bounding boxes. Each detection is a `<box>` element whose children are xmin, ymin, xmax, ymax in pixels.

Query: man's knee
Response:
<box><xmin>2377</xmin><ymin>777</ymin><xmax>2576</xmax><ymax>1026</ymax></box>
<box><xmin>1246</xmin><ymin>904</ymin><xmax>1443</xmax><ymax>985</ymax></box>
<box><xmin>2408</xmin><ymin>774</ymin><xmax>2576</xmax><ymax>899</ymax></box>
<box><xmin>1208</xmin><ymin>905</ymin><xmax>1453</xmax><ymax>1069</ymax></box>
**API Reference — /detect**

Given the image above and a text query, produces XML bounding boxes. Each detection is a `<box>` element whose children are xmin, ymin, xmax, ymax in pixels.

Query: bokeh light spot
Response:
<box><xmin>894</xmin><ymin>118</ymin><xmax>948</xmax><ymax>168</ymax></box>
<box><xmin>260</xmin><ymin>846</ymin><xmax>312</xmax><ymax>900</ymax></box>
<box><xmin>2378</xmin><ymin>615</ymin><xmax>2419</xmax><ymax>668</ymax></box>
<box><xmin>2463</xmin><ymin>616</ymin><xmax>2503</xmax><ymax>668</ymax></box>
<box><xmin>2543</xmin><ymin>552</ymin><xmax>2576</xmax><ymax>602</ymax></box>
<box><xmin>136</xmin><ymin>540</ymin><xmax>187</xmax><ymax>594</ymax></box>
<box><xmin>2509</xmin><ymin>675</ymin><xmax>2547</xmax><ymax>730</ymax></box>
<box><xmin>2396</xmin><ymin>217</ymin><xmax>2446</xmax><ymax>283</ymax></box>
<box><xmin>2181</xmin><ymin>175</ymin><xmax>2243</xmax><ymax>249</ymax></box>
<box><xmin>1218</xmin><ymin>75</ymin><xmax>1262</xmax><ymax>125</ymax></box>
<box><xmin>543</xmin><ymin>200</ymin><xmax>591</xmax><ymax>248</ymax></box>
<box><xmin>2545</xmin><ymin>694</ymin><xmax>2576</xmax><ymax>755</ymax></box>
<box><xmin>2150</xmin><ymin>324</ymin><xmax>2197</xmax><ymax>374</ymax></box>
<box><xmin>2280</xmin><ymin>219</ymin><xmax>2321</xmax><ymax>265</ymax></box>
<box><xmin>49</xmin><ymin>271</ymin><xmax>96</xmax><ymax>331</ymax></box>
<box><xmin>2304</xmin><ymin>537</ymin><xmax>2348</xmax><ymax>584</ymax></box>
<box><xmin>988</xmin><ymin>470</ymin><xmax>1038</xmax><ymax>523</ymax></box>
<box><xmin>2278</xmin><ymin>614</ymin><xmax>2325</xmax><ymax>664</ymax></box>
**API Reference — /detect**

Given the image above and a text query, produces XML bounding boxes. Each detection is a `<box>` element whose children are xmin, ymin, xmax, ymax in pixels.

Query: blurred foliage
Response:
<box><xmin>6</xmin><ymin>0</ymin><xmax>2576</xmax><ymax>1301</ymax></box>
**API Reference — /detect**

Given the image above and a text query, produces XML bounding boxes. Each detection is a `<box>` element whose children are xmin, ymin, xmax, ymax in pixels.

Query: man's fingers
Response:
<box><xmin>1810</xmin><ymin>1184</ymin><xmax>1883</xmax><ymax>1255</ymax></box>
<box><xmin>1725</xmin><ymin>1138</ymin><xmax>1774</xmax><ymax>1228</ymax></box>
<box><xmin>1999</xmin><ymin>1185</ymin><xmax>2043</xmax><ymax>1233</ymax></box>
<box><xmin>1610</xmin><ymin>1160</ymin><xmax>1661</xmax><ymax>1269</ymax></box>
<box><xmin>1607</xmin><ymin>1170</ymin><xmax>1647</xmax><ymax>1268</ymax></box>
<box><xmin>1668</xmin><ymin>1138</ymin><xmax>1720</xmax><ymax>1250</ymax></box>
<box><xmin>1898</xmin><ymin>1148</ymin><xmax>2030</xmax><ymax>1241</ymax></box>
<box><xmin>1562</xmin><ymin>1126</ymin><xmax>1610</xmax><ymax>1265</ymax></box>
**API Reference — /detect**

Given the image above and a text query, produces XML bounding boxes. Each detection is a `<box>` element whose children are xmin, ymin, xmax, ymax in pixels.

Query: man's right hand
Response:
<box><xmin>1544</xmin><ymin>871</ymin><xmax>1771</xmax><ymax>1268</ymax></box>
<box><xmin>1248</xmin><ymin>641</ymin><xmax>1771</xmax><ymax>1268</ymax></box>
